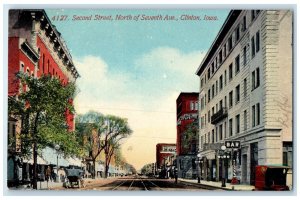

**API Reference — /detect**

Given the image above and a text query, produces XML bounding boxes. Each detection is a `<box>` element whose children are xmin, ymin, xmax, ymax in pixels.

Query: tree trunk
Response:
<box><xmin>92</xmin><ymin>159</ymin><xmax>96</xmax><ymax>179</ymax></box>
<box><xmin>32</xmin><ymin>112</ymin><xmax>40</xmax><ymax>189</ymax></box>
<box><xmin>105</xmin><ymin>164</ymin><xmax>109</xmax><ymax>178</ymax></box>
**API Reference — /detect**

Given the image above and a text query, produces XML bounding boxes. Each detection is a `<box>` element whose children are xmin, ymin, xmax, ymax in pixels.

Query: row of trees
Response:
<box><xmin>75</xmin><ymin>111</ymin><xmax>132</xmax><ymax>178</ymax></box>
<box><xmin>8</xmin><ymin>73</ymin><xmax>133</xmax><ymax>188</ymax></box>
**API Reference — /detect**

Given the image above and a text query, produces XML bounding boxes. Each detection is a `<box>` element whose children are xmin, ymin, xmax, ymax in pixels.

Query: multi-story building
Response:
<box><xmin>8</xmin><ymin>9</ymin><xmax>80</xmax><ymax>186</ymax></box>
<box><xmin>195</xmin><ymin>10</ymin><xmax>292</xmax><ymax>185</ymax></box>
<box><xmin>156</xmin><ymin>143</ymin><xmax>176</xmax><ymax>178</ymax></box>
<box><xmin>176</xmin><ymin>92</ymin><xmax>199</xmax><ymax>179</ymax></box>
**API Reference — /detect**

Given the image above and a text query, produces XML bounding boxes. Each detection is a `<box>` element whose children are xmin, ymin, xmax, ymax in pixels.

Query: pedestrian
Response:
<box><xmin>45</xmin><ymin>166</ymin><xmax>51</xmax><ymax>182</ymax></box>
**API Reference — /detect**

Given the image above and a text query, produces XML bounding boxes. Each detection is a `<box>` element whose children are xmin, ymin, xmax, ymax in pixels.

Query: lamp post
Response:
<box><xmin>195</xmin><ymin>153</ymin><xmax>202</xmax><ymax>183</ymax></box>
<box><xmin>218</xmin><ymin>145</ymin><xmax>230</xmax><ymax>187</ymax></box>
<box><xmin>54</xmin><ymin>144</ymin><xmax>60</xmax><ymax>182</ymax></box>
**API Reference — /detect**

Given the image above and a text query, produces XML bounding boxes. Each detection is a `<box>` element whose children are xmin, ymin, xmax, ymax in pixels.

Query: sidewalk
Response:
<box><xmin>179</xmin><ymin>178</ymin><xmax>255</xmax><ymax>191</ymax></box>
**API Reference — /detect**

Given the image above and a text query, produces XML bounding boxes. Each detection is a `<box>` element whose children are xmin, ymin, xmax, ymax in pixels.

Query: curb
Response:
<box><xmin>178</xmin><ymin>180</ymin><xmax>233</xmax><ymax>191</ymax></box>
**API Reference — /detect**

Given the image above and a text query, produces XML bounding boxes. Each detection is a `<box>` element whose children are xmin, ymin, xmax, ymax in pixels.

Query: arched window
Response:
<box><xmin>20</xmin><ymin>62</ymin><xmax>25</xmax><ymax>72</ymax></box>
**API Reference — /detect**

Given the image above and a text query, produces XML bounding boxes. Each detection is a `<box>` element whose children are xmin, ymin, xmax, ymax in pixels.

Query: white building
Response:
<box><xmin>195</xmin><ymin>10</ymin><xmax>293</xmax><ymax>185</ymax></box>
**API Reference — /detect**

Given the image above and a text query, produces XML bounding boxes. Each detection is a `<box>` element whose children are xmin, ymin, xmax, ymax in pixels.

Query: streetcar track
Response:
<box><xmin>111</xmin><ymin>180</ymin><xmax>127</xmax><ymax>190</ymax></box>
<box><xmin>128</xmin><ymin>179</ymin><xmax>135</xmax><ymax>190</ymax></box>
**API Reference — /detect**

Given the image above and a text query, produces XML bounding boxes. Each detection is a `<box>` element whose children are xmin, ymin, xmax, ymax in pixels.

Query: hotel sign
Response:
<box><xmin>160</xmin><ymin>146</ymin><xmax>176</xmax><ymax>153</ymax></box>
<box><xmin>177</xmin><ymin>113</ymin><xmax>198</xmax><ymax>125</ymax></box>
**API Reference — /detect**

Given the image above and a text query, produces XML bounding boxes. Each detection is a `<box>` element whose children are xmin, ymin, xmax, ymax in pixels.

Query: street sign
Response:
<box><xmin>225</xmin><ymin>141</ymin><xmax>240</xmax><ymax>149</ymax></box>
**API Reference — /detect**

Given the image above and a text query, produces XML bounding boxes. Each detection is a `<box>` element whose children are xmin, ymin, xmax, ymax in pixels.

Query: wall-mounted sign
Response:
<box><xmin>160</xmin><ymin>146</ymin><xmax>176</xmax><ymax>153</ymax></box>
<box><xmin>225</xmin><ymin>141</ymin><xmax>241</xmax><ymax>149</ymax></box>
<box><xmin>177</xmin><ymin>113</ymin><xmax>198</xmax><ymax>125</ymax></box>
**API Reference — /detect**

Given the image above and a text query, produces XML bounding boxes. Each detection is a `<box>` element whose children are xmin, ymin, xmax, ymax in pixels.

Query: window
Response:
<box><xmin>216</xmin><ymin>103</ymin><xmax>218</xmax><ymax>112</ymax></box>
<box><xmin>251</xmin><ymin>36</ymin><xmax>255</xmax><ymax>58</ymax></box>
<box><xmin>252</xmin><ymin>71</ymin><xmax>255</xmax><ymax>90</ymax></box>
<box><xmin>252</xmin><ymin>105</ymin><xmax>256</xmax><ymax>127</ymax></box>
<box><xmin>235</xmin><ymin>55</ymin><xmax>240</xmax><ymax>75</ymax></box>
<box><xmin>229</xmin><ymin>91</ymin><xmax>233</xmax><ymax>108</ymax></box>
<box><xmin>224</xmin><ymin>121</ymin><xmax>227</xmax><ymax>139</ymax></box>
<box><xmin>215</xmin><ymin>57</ymin><xmax>218</xmax><ymax>69</ymax></box>
<box><xmin>283</xmin><ymin>142</ymin><xmax>292</xmax><ymax>167</ymax></box>
<box><xmin>205</xmin><ymin>94</ymin><xmax>207</xmax><ymax>106</ymax></box>
<box><xmin>219</xmin><ymin>50</ymin><xmax>223</xmax><ymax>64</ymax></box>
<box><xmin>204</xmin><ymin>134</ymin><xmax>207</xmax><ymax>144</ymax></box>
<box><xmin>236</xmin><ymin>114</ymin><xmax>240</xmax><ymax>134</ymax></box>
<box><xmin>224</xmin><ymin>70</ymin><xmax>227</xmax><ymax>85</ymax></box>
<box><xmin>242</xmin><ymin>16</ymin><xmax>247</xmax><ymax>31</ymax></box>
<box><xmin>256</xmin><ymin>67</ymin><xmax>260</xmax><ymax>87</ymax></box>
<box><xmin>228</xmin><ymin>35</ymin><xmax>233</xmax><ymax>51</ymax></box>
<box><xmin>216</xmin><ymin>80</ymin><xmax>218</xmax><ymax>95</ymax></box>
<box><xmin>42</xmin><ymin>54</ymin><xmax>45</xmax><ymax>73</ymax></box>
<box><xmin>256</xmin><ymin>31</ymin><xmax>260</xmax><ymax>53</ymax></box>
<box><xmin>195</xmin><ymin>102</ymin><xmax>198</xmax><ymax>110</ymax></box>
<box><xmin>219</xmin><ymin>100</ymin><xmax>223</xmax><ymax>110</ymax></box>
<box><xmin>201</xmin><ymin>98</ymin><xmax>204</xmax><ymax>110</ymax></box>
<box><xmin>229</xmin><ymin>63</ymin><xmax>233</xmax><ymax>80</ymax></box>
<box><xmin>201</xmin><ymin>78</ymin><xmax>204</xmax><ymax>89</ymax></box>
<box><xmin>251</xmin><ymin>10</ymin><xmax>255</xmax><ymax>21</ymax></box>
<box><xmin>205</xmin><ymin>114</ymin><xmax>207</xmax><ymax>126</ymax></box>
<box><xmin>190</xmin><ymin>102</ymin><xmax>194</xmax><ymax>110</ymax></box>
<box><xmin>252</xmin><ymin>67</ymin><xmax>260</xmax><ymax>90</ymax></box>
<box><xmin>229</xmin><ymin>119</ymin><xmax>233</xmax><ymax>137</ymax></box>
<box><xmin>208</xmin><ymin>89</ymin><xmax>211</xmax><ymax>102</ymax></box>
<box><xmin>215</xmin><ymin>126</ymin><xmax>218</xmax><ymax>142</ymax></box>
<box><xmin>220</xmin><ymin>75</ymin><xmax>223</xmax><ymax>90</ymax></box>
<box><xmin>208</xmin><ymin>68</ymin><xmax>211</xmax><ymax>79</ymax></box>
<box><xmin>244</xmin><ymin>110</ymin><xmax>247</xmax><ymax>131</ymax></box>
<box><xmin>219</xmin><ymin>124</ymin><xmax>223</xmax><ymax>141</ymax></box>
<box><xmin>20</xmin><ymin>62</ymin><xmax>25</xmax><ymax>72</ymax></box>
<box><xmin>212</xmin><ymin>107</ymin><xmax>215</xmax><ymax>115</ymax></box>
<box><xmin>225</xmin><ymin>96</ymin><xmax>227</xmax><ymax>108</ymax></box>
<box><xmin>212</xmin><ymin>130</ymin><xmax>215</xmax><ymax>143</ymax></box>
<box><xmin>212</xmin><ymin>85</ymin><xmax>215</xmax><ymax>98</ymax></box>
<box><xmin>208</xmin><ymin>111</ymin><xmax>211</xmax><ymax>123</ymax></box>
<box><xmin>243</xmin><ymin>46</ymin><xmax>247</xmax><ymax>66</ymax></box>
<box><xmin>256</xmin><ymin>103</ymin><xmax>260</xmax><ymax>125</ymax></box>
<box><xmin>236</xmin><ymin>84</ymin><xmax>240</xmax><ymax>104</ymax></box>
<box><xmin>212</xmin><ymin>62</ymin><xmax>215</xmax><ymax>74</ymax></box>
<box><xmin>12</xmin><ymin>124</ymin><xmax>16</xmax><ymax>138</ymax></box>
<box><xmin>208</xmin><ymin>132</ymin><xmax>211</xmax><ymax>143</ymax></box>
<box><xmin>244</xmin><ymin>78</ymin><xmax>247</xmax><ymax>98</ymax></box>
<box><xmin>235</xmin><ymin>25</ymin><xmax>240</xmax><ymax>41</ymax></box>
<box><xmin>224</xmin><ymin>44</ymin><xmax>227</xmax><ymax>58</ymax></box>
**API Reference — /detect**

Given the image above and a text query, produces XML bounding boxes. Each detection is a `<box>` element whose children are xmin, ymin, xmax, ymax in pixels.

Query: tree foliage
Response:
<box><xmin>8</xmin><ymin>73</ymin><xmax>80</xmax><ymax>157</ymax></box>
<box><xmin>181</xmin><ymin>120</ymin><xmax>199</xmax><ymax>154</ymax></box>
<box><xmin>75</xmin><ymin>111</ymin><xmax>132</xmax><ymax>178</ymax></box>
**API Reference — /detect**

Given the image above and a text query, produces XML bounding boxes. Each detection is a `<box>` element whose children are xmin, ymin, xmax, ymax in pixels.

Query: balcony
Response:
<box><xmin>211</xmin><ymin>107</ymin><xmax>228</xmax><ymax>125</ymax></box>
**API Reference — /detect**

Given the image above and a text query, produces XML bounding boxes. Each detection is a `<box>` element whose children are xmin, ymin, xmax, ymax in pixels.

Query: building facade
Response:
<box><xmin>156</xmin><ymin>143</ymin><xmax>176</xmax><ymax>178</ymax></box>
<box><xmin>176</xmin><ymin>92</ymin><xmax>199</xmax><ymax>179</ymax></box>
<box><xmin>8</xmin><ymin>9</ymin><xmax>80</xmax><ymax>186</ymax></box>
<box><xmin>195</xmin><ymin>10</ymin><xmax>292</xmax><ymax>185</ymax></box>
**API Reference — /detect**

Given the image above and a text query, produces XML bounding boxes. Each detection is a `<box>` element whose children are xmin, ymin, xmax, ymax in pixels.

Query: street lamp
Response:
<box><xmin>54</xmin><ymin>144</ymin><xmax>60</xmax><ymax>182</ymax></box>
<box><xmin>218</xmin><ymin>145</ymin><xmax>230</xmax><ymax>187</ymax></box>
<box><xmin>195</xmin><ymin>153</ymin><xmax>202</xmax><ymax>183</ymax></box>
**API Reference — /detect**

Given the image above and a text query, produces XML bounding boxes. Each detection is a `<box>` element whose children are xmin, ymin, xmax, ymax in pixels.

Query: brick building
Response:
<box><xmin>8</xmin><ymin>9</ymin><xmax>80</xmax><ymax>186</ymax></box>
<box><xmin>176</xmin><ymin>92</ymin><xmax>199</xmax><ymax>179</ymax></box>
<box><xmin>156</xmin><ymin>143</ymin><xmax>176</xmax><ymax>178</ymax></box>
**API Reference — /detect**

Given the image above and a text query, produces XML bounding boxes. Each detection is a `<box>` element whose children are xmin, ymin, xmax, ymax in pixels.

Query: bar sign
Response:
<box><xmin>225</xmin><ymin>141</ymin><xmax>241</xmax><ymax>149</ymax></box>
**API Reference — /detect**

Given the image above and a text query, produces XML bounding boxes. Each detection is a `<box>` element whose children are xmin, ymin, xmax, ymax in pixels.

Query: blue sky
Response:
<box><xmin>46</xmin><ymin>9</ymin><xmax>229</xmax><ymax>169</ymax></box>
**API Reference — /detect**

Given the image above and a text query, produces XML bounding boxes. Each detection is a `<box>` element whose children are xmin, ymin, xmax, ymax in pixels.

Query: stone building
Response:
<box><xmin>195</xmin><ymin>10</ymin><xmax>293</xmax><ymax>185</ymax></box>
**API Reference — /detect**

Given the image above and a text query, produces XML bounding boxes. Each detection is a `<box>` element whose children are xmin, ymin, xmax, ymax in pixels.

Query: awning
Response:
<box><xmin>66</xmin><ymin>157</ymin><xmax>82</xmax><ymax>167</ymax></box>
<box><xmin>23</xmin><ymin>155</ymin><xmax>47</xmax><ymax>165</ymax></box>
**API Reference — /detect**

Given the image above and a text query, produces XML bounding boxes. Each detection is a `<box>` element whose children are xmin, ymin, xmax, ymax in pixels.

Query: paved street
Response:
<box><xmin>56</xmin><ymin>175</ymin><xmax>213</xmax><ymax>191</ymax></box>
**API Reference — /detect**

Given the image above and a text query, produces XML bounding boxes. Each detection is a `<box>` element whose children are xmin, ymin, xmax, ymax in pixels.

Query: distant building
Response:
<box><xmin>156</xmin><ymin>143</ymin><xmax>176</xmax><ymax>178</ymax></box>
<box><xmin>176</xmin><ymin>92</ymin><xmax>199</xmax><ymax>179</ymax></box>
<box><xmin>196</xmin><ymin>10</ymin><xmax>293</xmax><ymax>185</ymax></box>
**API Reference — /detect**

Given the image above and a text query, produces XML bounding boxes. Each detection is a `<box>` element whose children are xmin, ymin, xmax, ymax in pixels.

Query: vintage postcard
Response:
<box><xmin>5</xmin><ymin>6</ymin><xmax>294</xmax><ymax>194</ymax></box>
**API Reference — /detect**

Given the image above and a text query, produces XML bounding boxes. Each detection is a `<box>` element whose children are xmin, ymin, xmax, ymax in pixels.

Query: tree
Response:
<box><xmin>8</xmin><ymin>73</ymin><xmax>79</xmax><ymax>189</ymax></box>
<box><xmin>102</xmin><ymin>115</ymin><xmax>132</xmax><ymax>178</ymax></box>
<box><xmin>75</xmin><ymin>111</ymin><xmax>105</xmax><ymax>179</ymax></box>
<box><xmin>181</xmin><ymin>120</ymin><xmax>199</xmax><ymax>154</ymax></box>
<box><xmin>75</xmin><ymin>112</ymin><xmax>132</xmax><ymax>179</ymax></box>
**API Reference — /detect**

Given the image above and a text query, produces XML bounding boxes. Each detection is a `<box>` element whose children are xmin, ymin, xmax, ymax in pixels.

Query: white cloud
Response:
<box><xmin>72</xmin><ymin>47</ymin><xmax>204</xmax><ymax>169</ymax></box>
